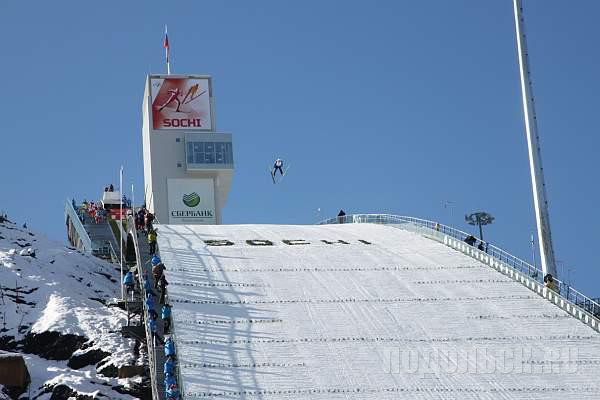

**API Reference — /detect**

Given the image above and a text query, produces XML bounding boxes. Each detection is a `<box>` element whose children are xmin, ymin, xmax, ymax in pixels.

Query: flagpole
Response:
<box><xmin>165</xmin><ymin>25</ymin><xmax>171</xmax><ymax>75</ymax></box>
<box><xmin>131</xmin><ymin>183</ymin><xmax>135</xmax><ymax>214</ymax></box>
<box><xmin>119</xmin><ymin>165</ymin><xmax>124</xmax><ymax>300</ymax></box>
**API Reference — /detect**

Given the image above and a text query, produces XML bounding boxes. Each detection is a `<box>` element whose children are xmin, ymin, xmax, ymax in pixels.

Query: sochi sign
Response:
<box><xmin>151</xmin><ymin>77</ymin><xmax>212</xmax><ymax>130</ymax></box>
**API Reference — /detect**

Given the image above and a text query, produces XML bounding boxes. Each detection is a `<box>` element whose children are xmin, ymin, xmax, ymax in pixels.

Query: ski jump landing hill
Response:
<box><xmin>156</xmin><ymin>216</ymin><xmax>600</xmax><ymax>400</ymax></box>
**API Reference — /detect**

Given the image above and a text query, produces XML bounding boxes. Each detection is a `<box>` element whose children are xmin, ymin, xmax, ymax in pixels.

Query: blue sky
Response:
<box><xmin>0</xmin><ymin>1</ymin><xmax>598</xmax><ymax>295</ymax></box>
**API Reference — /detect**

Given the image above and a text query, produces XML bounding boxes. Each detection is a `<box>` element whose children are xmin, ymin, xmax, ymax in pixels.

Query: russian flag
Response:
<box><xmin>164</xmin><ymin>26</ymin><xmax>170</xmax><ymax>65</ymax></box>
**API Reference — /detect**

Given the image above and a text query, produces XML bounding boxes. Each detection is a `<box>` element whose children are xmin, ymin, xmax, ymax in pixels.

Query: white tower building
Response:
<box><xmin>142</xmin><ymin>74</ymin><xmax>234</xmax><ymax>225</ymax></box>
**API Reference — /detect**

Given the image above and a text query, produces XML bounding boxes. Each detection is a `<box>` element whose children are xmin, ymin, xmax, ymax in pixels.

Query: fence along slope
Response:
<box><xmin>319</xmin><ymin>214</ymin><xmax>600</xmax><ymax>332</ymax></box>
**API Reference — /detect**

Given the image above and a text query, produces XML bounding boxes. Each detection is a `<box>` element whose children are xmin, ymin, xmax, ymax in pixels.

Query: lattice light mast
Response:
<box><xmin>513</xmin><ymin>0</ymin><xmax>558</xmax><ymax>277</ymax></box>
<box><xmin>465</xmin><ymin>212</ymin><xmax>494</xmax><ymax>241</ymax></box>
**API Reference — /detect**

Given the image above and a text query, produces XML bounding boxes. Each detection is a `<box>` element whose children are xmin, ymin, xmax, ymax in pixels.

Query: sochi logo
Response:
<box><xmin>164</xmin><ymin>119</ymin><xmax>202</xmax><ymax>128</ymax></box>
<box><xmin>158</xmin><ymin>84</ymin><xmax>206</xmax><ymax>113</ymax></box>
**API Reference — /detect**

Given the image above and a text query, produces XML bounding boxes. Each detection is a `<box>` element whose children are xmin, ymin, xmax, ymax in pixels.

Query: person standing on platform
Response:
<box><xmin>544</xmin><ymin>273</ymin><xmax>559</xmax><ymax>293</ymax></box>
<box><xmin>153</xmin><ymin>262</ymin><xmax>165</xmax><ymax>289</ymax></box>
<box><xmin>145</xmin><ymin>212</ymin><xmax>155</xmax><ymax>232</ymax></box>
<box><xmin>337</xmin><ymin>209</ymin><xmax>346</xmax><ymax>224</ymax></box>
<box><xmin>123</xmin><ymin>271</ymin><xmax>135</xmax><ymax>299</ymax></box>
<box><xmin>162</xmin><ymin>303</ymin><xmax>172</xmax><ymax>333</ymax></box>
<box><xmin>159</xmin><ymin>275</ymin><xmax>169</xmax><ymax>304</ymax></box>
<box><xmin>148</xmin><ymin>313</ymin><xmax>163</xmax><ymax>345</ymax></box>
<box><xmin>148</xmin><ymin>229</ymin><xmax>157</xmax><ymax>255</ymax></box>
<box><xmin>166</xmin><ymin>384</ymin><xmax>180</xmax><ymax>400</ymax></box>
<box><xmin>164</xmin><ymin>336</ymin><xmax>176</xmax><ymax>357</ymax></box>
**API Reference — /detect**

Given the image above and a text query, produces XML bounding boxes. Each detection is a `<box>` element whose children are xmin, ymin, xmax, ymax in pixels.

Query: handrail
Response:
<box><xmin>319</xmin><ymin>214</ymin><xmax>600</xmax><ymax>319</ymax></box>
<box><xmin>108</xmin><ymin>241</ymin><xmax>120</xmax><ymax>265</ymax></box>
<box><xmin>127</xmin><ymin>215</ymin><xmax>161</xmax><ymax>400</ymax></box>
<box><xmin>64</xmin><ymin>199</ymin><xmax>93</xmax><ymax>254</ymax></box>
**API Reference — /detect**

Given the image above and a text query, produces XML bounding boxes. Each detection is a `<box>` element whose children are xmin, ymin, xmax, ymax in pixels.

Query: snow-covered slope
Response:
<box><xmin>157</xmin><ymin>223</ymin><xmax>600</xmax><ymax>400</ymax></box>
<box><xmin>0</xmin><ymin>219</ymin><xmax>144</xmax><ymax>399</ymax></box>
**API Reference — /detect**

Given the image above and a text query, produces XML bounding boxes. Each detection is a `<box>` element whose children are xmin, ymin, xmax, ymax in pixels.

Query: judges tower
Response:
<box><xmin>142</xmin><ymin>75</ymin><xmax>234</xmax><ymax>225</ymax></box>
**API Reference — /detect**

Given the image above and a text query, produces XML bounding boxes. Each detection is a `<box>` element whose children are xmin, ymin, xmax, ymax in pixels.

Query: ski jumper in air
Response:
<box><xmin>273</xmin><ymin>159</ymin><xmax>284</xmax><ymax>176</ymax></box>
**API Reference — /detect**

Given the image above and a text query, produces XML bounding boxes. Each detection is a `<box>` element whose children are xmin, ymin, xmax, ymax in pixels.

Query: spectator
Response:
<box><xmin>166</xmin><ymin>384</ymin><xmax>180</xmax><ymax>400</ymax></box>
<box><xmin>145</xmin><ymin>292</ymin><xmax>156</xmax><ymax>310</ymax></box>
<box><xmin>143</xmin><ymin>275</ymin><xmax>156</xmax><ymax>297</ymax></box>
<box><xmin>337</xmin><ymin>209</ymin><xmax>346</xmax><ymax>224</ymax></box>
<box><xmin>148</xmin><ymin>229</ymin><xmax>157</xmax><ymax>255</ymax></box>
<box><xmin>464</xmin><ymin>235</ymin><xmax>477</xmax><ymax>246</ymax></box>
<box><xmin>434</xmin><ymin>223</ymin><xmax>440</xmax><ymax>231</ymax></box>
<box><xmin>164</xmin><ymin>356</ymin><xmax>175</xmax><ymax>376</ymax></box>
<box><xmin>544</xmin><ymin>273</ymin><xmax>559</xmax><ymax>293</ymax></box>
<box><xmin>145</xmin><ymin>294</ymin><xmax>157</xmax><ymax>319</ymax></box>
<box><xmin>148</xmin><ymin>313</ymin><xmax>163</xmax><ymax>345</ymax></box>
<box><xmin>109</xmin><ymin>184</ymin><xmax>114</xmax><ymax>192</ymax></box>
<box><xmin>164</xmin><ymin>375</ymin><xmax>176</xmax><ymax>393</ymax></box>
<box><xmin>477</xmin><ymin>241</ymin><xmax>485</xmax><ymax>251</ymax></box>
<box><xmin>161</xmin><ymin>304</ymin><xmax>172</xmax><ymax>333</ymax></box>
<box><xmin>135</xmin><ymin>210</ymin><xmax>145</xmax><ymax>232</ymax></box>
<box><xmin>72</xmin><ymin>198</ymin><xmax>77</xmax><ymax>209</ymax></box>
<box><xmin>123</xmin><ymin>271</ymin><xmax>135</xmax><ymax>298</ymax></box>
<box><xmin>153</xmin><ymin>262</ymin><xmax>165</xmax><ymax>289</ymax></box>
<box><xmin>164</xmin><ymin>336</ymin><xmax>176</xmax><ymax>357</ymax></box>
<box><xmin>145</xmin><ymin>212</ymin><xmax>155</xmax><ymax>232</ymax></box>
<box><xmin>159</xmin><ymin>276</ymin><xmax>169</xmax><ymax>305</ymax></box>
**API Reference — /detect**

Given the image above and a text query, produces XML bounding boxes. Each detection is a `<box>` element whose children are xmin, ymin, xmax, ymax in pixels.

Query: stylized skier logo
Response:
<box><xmin>158</xmin><ymin>84</ymin><xmax>207</xmax><ymax>113</ymax></box>
<box><xmin>182</xmin><ymin>192</ymin><xmax>201</xmax><ymax>207</ymax></box>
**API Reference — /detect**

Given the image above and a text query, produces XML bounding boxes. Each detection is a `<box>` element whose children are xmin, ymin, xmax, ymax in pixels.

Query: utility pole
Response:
<box><xmin>530</xmin><ymin>233</ymin><xmax>537</xmax><ymax>271</ymax></box>
<box><xmin>513</xmin><ymin>0</ymin><xmax>558</xmax><ymax>277</ymax></box>
<box><xmin>444</xmin><ymin>201</ymin><xmax>455</xmax><ymax>229</ymax></box>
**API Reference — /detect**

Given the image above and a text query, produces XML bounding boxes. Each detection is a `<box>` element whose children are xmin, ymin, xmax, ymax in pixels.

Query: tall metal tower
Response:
<box><xmin>513</xmin><ymin>0</ymin><xmax>558</xmax><ymax>278</ymax></box>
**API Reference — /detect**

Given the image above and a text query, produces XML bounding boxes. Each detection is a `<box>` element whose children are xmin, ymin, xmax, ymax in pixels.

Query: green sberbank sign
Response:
<box><xmin>168</xmin><ymin>178</ymin><xmax>216</xmax><ymax>224</ymax></box>
<box><xmin>182</xmin><ymin>192</ymin><xmax>201</xmax><ymax>207</ymax></box>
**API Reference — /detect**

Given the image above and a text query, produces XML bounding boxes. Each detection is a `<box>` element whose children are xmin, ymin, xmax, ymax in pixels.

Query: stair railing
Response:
<box><xmin>64</xmin><ymin>199</ymin><xmax>93</xmax><ymax>254</ymax></box>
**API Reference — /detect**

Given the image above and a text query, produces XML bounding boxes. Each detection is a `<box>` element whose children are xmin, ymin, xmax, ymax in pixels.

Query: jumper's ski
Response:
<box><xmin>269</xmin><ymin>167</ymin><xmax>275</xmax><ymax>184</ymax></box>
<box><xmin>279</xmin><ymin>164</ymin><xmax>291</xmax><ymax>183</ymax></box>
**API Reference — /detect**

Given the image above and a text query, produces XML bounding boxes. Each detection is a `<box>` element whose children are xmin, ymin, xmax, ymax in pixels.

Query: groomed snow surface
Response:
<box><xmin>0</xmin><ymin>220</ymin><xmax>140</xmax><ymax>399</ymax></box>
<box><xmin>157</xmin><ymin>223</ymin><xmax>600</xmax><ymax>400</ymax></box>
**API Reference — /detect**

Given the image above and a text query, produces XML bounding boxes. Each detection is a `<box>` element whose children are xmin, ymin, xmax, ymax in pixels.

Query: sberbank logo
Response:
<box><xmin>182</xmin><ymin>192</ymin><xmax>201</xmax><ymax>207</ymax></box>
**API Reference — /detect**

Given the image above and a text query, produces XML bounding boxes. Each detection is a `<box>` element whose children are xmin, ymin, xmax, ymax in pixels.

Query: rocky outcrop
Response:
<box><xmin>44</xmin><ymin>384</ymin><xmax>95</xmax><ymax>400</ymax></box>
<box><xmin>68</xmin><ymin>349</ymin><xmax>111</xmax><ymax>370</ymax></box>
<box><xmin>21</xmin><ymin>332</ymin><xmax>86</xmax><ymax>360</ymax></box>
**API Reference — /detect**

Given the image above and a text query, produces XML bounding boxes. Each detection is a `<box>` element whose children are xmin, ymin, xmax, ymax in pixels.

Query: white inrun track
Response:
<box><xmin>157</xmin><ymin>223</ymin><xmax>600</xmax><ymax>400</ymax></box>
